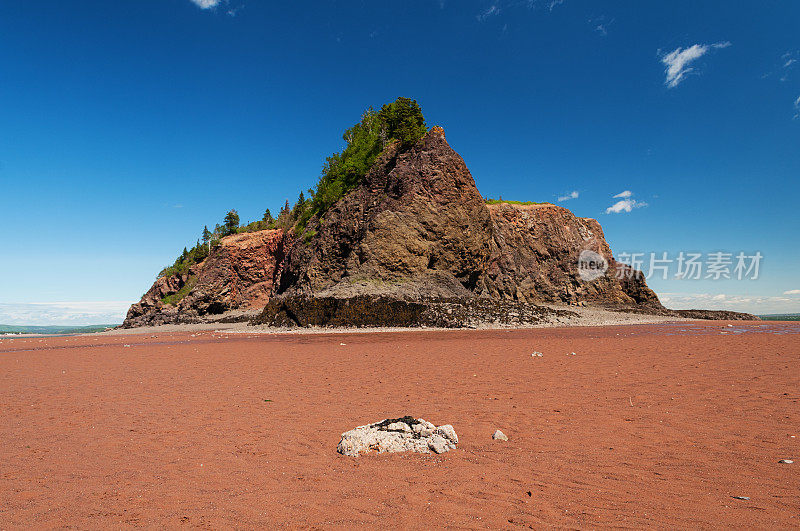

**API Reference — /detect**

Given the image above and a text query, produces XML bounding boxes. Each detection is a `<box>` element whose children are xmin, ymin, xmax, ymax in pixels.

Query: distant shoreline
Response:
<box><xmin>0</xmin><ymin>324</ymin><xmax>120</xmax><ymax>337</ymax></box>
<box><xmin>3</xmin><ymin>310</ymin><xmax>796</xmax><ymax>338</ymax></box>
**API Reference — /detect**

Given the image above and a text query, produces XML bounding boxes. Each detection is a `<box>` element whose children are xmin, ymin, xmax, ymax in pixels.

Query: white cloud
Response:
<box><xmin>763</xmin><ymin>51</ymin><xmax>798</xmax><ymax>83</ymax></box>
<box><xmin>658</xmin><ymin>292</ymin><xmax>800</xmax><ymax>315</ymax></box>
<box><xmin>605</xmin><ymin>190</ymin><xmax>647</xmax><ymax>213</ymax></box>
<box><xmin>477</xmin><ymin>4</ymin><xmax>500</xmax><ymax>21</ymax></box>
<box><xmin>558</xmin><ymin>190</ymin><xmax>579</xmax><ymax>202</ymax></box>
<box><xmin>660</xmin><ymin>41</ymin><xmax>731</xmax><ymax>88</ymax></box>
<box><xmin>605</xmin><ymin>199</ymin><xmax>647</xmax><ymax>214</ymax></box>
<box><xmin>190</xmin><ymin>0</ymin><xmax>222</xmax><ymax>9</ymax></box>
<box><xmin>795</xmin><ymin>95</ymin><xmax>800</xmax><ymax>120</ymax></box>
<box><xmin>0</xmin><ymin>302</ymin><xmax>132</xmax><ymax>326</ymax></box>
<box><xmin>476</xmin><ymin>0</ymin><xmax>564</xmax><ymax>21</ymax></box>
<box><xmin>784</xmin><ymin>289</ymin><xmax>800</xmax><ymax>295</ymax></box>
<box><xmin>782</xmin><ymin>51</ymin><xmax>798</xmax><ymax>82</ymax></box>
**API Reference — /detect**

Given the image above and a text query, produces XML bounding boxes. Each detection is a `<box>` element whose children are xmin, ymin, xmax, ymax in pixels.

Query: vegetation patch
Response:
<box><xmin>302</xmin><ymin>229</ymin><xmax>317</xmax><ymax>243</ymax></box>
<box><xmin>295</xmin><ymin>97</ymin><xmax>427</xmax><ymax>230</ymax></box>
<box><xmin>161</xmin><ymin>275</ymin><xmax>198</xmax><ymax>306</ymax></box>
<box><xmin>485</xmin><ymin>198</ymin><xmax>551</xmax><ymax>206</ymax></box>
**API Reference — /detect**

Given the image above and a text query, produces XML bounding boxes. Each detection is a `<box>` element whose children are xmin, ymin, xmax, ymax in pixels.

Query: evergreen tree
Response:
<box><xmin>377</xmin><ymin>97</ymin><xmax>427</xmax><ymax>147</ymax></box>
<box><xmin>292</xmin><ymin>191</ymin><xmax>306</xmax><ymax>219</ymax></box>
<box><xmin>223</xmin><ymin>209</ymin><xmax>240</xmax><ymax>236</ymax></box>
<box><xmin>301</xmin><ymin>97</ymin><xmax>427</xmax><ymax>229</ymax></box>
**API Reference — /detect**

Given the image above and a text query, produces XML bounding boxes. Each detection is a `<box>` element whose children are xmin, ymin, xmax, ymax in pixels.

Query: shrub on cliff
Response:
<box><xmin>296</xmin><ymin>97</ymin><xmax>427</xmax><ymax>229</ymax></box>
<box><xmin>485</xmin><ymin>198</ymin><xmax>549</xmax><ymax>206</ymax></box>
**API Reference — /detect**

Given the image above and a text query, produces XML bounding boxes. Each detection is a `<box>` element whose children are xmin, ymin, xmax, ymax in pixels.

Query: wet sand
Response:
<box><xmin>1</xmin><ymin>321</ymin><xmax>798</xmax><ymax>528</ymax></box>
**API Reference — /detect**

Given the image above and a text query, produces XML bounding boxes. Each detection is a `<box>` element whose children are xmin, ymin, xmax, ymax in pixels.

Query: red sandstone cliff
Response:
<box><xmin>123</xmin><ymin>230</ymin><xmax>284</xmax><ymax>327</ymax></box>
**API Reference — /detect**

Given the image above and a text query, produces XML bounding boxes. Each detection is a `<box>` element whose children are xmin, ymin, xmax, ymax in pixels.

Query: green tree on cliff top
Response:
<box><xmin>223</xmin><ymin>209</ymin><xmax>240</xmax><ymax>236</ymax></box>
<box><xmin>298</xmin><ymin>97</ymin><xmax>427</xmax><ymax>229</ymax></box>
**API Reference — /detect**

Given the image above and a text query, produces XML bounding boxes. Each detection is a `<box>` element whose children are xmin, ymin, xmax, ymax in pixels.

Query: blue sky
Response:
<box><xmin>1</xmin><ymin>0</ymin><xmax>799</xmax><ymax>324</ymax></box>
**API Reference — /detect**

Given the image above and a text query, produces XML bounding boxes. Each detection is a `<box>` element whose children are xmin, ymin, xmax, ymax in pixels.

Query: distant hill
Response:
<box><xmin>0</xmin><ymin>324</ymin><xmax>118</xmax><ymax>336</ymax></box>
<box><xmin>759</xmin><ymin>313</ymin><xmax>800</xmax><ymax>321</ymax></box>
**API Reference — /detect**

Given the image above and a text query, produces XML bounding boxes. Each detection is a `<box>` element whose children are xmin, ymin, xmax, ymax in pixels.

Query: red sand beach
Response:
<box><xmin>1</xmin><ymin>321</ymin><xmax>798</xmax><ymax>528</ymax></box>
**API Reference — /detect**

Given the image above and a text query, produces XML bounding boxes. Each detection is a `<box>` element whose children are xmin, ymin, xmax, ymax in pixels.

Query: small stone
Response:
<box><xmin>492</xmin><ymin>429</ymin><xmax>508</xmax><ymax>441</ymax></box>
<box><xmin>779</xmin><ymin>459</ymin><xmax>793</xmax><ymax>464</ymax></box>
<box><xmin>418</xmin><ymin>419</ymin><xmax>435</xmax><ymax>430</ymax></box>
<box><xmin>731</xmin><ymin>496</ymin><xmax>750</xmax><ymax>500</ymax></box>
<box><xmin>412</xmin><ymin>423</ymin><xmax>434</xmax><ymax>437</ymax></box>
<box><xmin>531</xmin><ymin>351</ymin><xmax>543</xmax><ymax>357</ymax></box>
<box><xmin>428</xmin><ymin>435</ymin><xmax>449</xmax><ymax>454</ymax></box>
<box><xmin>435</xmin><ymin>424</ymin><xmax>458</xmax><ymax>444</ymax></box>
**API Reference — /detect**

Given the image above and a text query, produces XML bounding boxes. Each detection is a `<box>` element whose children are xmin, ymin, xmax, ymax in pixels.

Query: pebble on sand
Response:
<box><xmin>492</xmin><ymin>429</ymin><xmax>508</xmax><ymax>441</ymax></box>
<box><xmin>778</xmin><ymin>459</ymin><xmax>793</xmax><ymax>464</ymax></box>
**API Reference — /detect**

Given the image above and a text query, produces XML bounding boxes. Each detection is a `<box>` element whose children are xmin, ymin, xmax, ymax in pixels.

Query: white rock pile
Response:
<box><xmin>337</xmin><ymin>416</ymin><xmax>458</xmax><ymax>456</ymax></box>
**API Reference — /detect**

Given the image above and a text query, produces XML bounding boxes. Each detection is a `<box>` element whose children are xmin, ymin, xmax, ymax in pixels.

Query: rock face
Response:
<box><xmin>277</xmin><ymin>127</ymin><xmax>492</xmax><ymax>301</ymax></box>
<box><xmin>477</xmin><ymin>203</ymin><xmax>660</xmax><ymax>307</ymax></box>
<box><xmin>259</xmin><ymin>294</ymin><xmax>578</xmax><ymax>328</ymax></box>
<box><xmin>124</xmin><ymin>126</ymin><xmax>754</xmax><ymax>328</ymax></box>
<box><xmin>258</xmin><ymin>126</ymin><xmax>664</xmax><ymax>326</ymax></box>
<box><xmin>123</xmin><ymin>230</ymin><xmax>285</xmax><ymax>327</ymax></box>
<box><xmin>337</xmin><ymin>417</ymin><xmax>458</xmax><ymax>456</ymax></box>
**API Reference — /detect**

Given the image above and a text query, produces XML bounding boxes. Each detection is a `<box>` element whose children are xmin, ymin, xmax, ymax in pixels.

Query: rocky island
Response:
<box><xmin>123</xmin><ymin>99</ymin><xmax>753</xmax><ymax>328</ymax></box>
